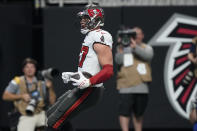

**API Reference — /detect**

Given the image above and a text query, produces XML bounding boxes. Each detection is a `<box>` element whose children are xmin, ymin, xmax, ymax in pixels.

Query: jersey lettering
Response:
<box><xmin>78</xmin><ymin>46</ymin><xmax>89</xmax><ymax>68</ymax></box>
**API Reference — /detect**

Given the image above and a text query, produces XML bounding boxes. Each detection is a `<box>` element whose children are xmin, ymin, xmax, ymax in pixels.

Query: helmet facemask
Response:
<box><xmin>77</xmin><ymin>5</ymin><xmax>104</xmax><ymax>34</ymax></box>
<box><xmin>78</xmin><ymin>13</ymin><xmax>91</xmax><ymax>34</ymax></box>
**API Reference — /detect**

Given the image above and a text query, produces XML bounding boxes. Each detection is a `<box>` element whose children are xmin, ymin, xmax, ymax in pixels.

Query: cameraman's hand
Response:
<box><xmin>194</xmin><ymin>58</ymin><xmax>197</xmax><ymax>65</ymax></box>
<box><xmin>130</xmin><ymin>38</ymin><xmax>137</xmax><ymax>48</ymax></box>
<box><xmin>117</xmin><ymin>37</ymin><xmax>121</xmax><ymax>43</ymax></box>
<box><xmin>191</xmin><ymin>57</ymin><xmax>197</xmax><ymax>65</ymax></box>
<box><xmin>45</xmin><ymin>79</ymin><xmax>56</xmax><ymax>105</ymax></box>
<box><xmin>45</xmin><ymin>79</ymin><xmax>53</xmax><ymax>88</ymax></box>
<box><xmin>117</xmin><ymin>45</ymin><xmax>123</xmax><ymax>53</ymax></box>
<box><xmin>188</xmin><ymin>53</ymin><xmax>197</xmax><ymax>65</ymax></box>
<box><xmin>21</xmin><ymin>94</ymin><xmax>31</xmax><ymax>102</ymax></box>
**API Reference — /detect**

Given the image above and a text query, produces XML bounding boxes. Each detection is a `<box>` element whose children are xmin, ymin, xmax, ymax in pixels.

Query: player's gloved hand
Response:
<box><xmin>70</xmin><ymin>71</ymin><xmax>91</xmax><ymax>89</ymax></box>
<box><xmin>62</xmin><ymin>72</ymin><xmax>77</xmax><ymax>84</ymax></box>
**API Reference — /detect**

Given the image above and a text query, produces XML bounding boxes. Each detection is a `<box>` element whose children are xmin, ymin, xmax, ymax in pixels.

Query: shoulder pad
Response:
<box><xmin>91</xmin><ymin>30</ymin><xmax>113</xmax><ymax>48</ymax></box>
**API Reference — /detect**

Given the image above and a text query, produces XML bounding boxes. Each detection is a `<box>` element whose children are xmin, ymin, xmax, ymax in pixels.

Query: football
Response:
<box><xmin>71</xmin><ymin>71</ymin><xmax>92</xmax><ymax>80</ymax></box>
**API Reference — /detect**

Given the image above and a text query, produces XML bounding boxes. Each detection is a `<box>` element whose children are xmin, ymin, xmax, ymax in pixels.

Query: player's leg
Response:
<box><xmin>45</xmin><ymin>121</ymin><xmax>74</xmax><ymax>131</ymax></box>
<box><xmin>132</xmin><ymin>94</ymin><xmax>148</xmax><ymax>131</ymax></box>
<box><xmin>47</xmin><ymin>87</ymin><xmax>104</xmax><ymax>130</ymax></box>
<box><xmin>47</xmin><ymin>90</ymin><xmax>72</xmax><ymax>117</ymax></box>
<box><xmin>46</xmin><ymin>89</ymin><xmax>74</xmax><ymax>131</ymax></box>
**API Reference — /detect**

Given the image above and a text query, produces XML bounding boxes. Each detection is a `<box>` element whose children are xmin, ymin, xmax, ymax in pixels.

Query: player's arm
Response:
<box><xmin>94</xmin><ymin>43</ymin><xmax>113</xmax><ymax>66</ymax></box>
<box><xmin>89</xmin><ymin>43</ymin><xmax>114</xmax><ymax>85</ymax></box>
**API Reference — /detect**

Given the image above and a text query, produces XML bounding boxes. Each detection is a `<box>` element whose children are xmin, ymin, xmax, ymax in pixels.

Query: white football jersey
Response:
<box><xmin>78</xmin><ymin>29</ymin><xmax>113</xmax><ymax>87</ymax></box>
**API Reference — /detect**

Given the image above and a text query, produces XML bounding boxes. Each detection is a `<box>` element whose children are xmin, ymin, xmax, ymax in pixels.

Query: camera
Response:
<box><xmin>25</xmin><ymin>90</ymin><xmax>40</xmax><ymax>115</ymax></box>
<box><xmin>117</xmin><ymin>29</ymin><xmax>136</xmax><ymax>47</ymax></box>
<box><xmin>37</xmin><ymin>68</ymin><xmax>59</xmax><ymax>80</ymax></box>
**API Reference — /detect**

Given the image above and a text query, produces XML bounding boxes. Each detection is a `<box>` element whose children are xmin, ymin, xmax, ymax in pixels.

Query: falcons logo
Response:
<box><xmin>149</xmin><ymin>13</ymin><xmax>197</xmax><ymax>119</ymax></box>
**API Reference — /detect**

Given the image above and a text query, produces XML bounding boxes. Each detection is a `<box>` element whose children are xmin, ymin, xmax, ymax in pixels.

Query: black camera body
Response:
<box><xmin>117</xmin><ymin>29</ymin><xmax>136</xmax><ymax>47</ymax></box>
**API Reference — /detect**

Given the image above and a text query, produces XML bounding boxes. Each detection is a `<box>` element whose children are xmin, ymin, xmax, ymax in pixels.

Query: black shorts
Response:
<box><xmin>118</xmin><ymin>94</ymin><xmax>148</xmax><ymax>118</ymax></box>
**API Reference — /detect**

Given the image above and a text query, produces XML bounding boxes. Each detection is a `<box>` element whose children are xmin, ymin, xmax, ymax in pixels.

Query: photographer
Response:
<box><xmin>2</xmin><ymin>58</ymin><xmax>56</xmax><ymax>131</ymax></box>
<box><xmin>188</xmin><ymin>36</ymin><xmax>197</xmax><ymax>77</ymax></box>
<box><xmin>115</xmin><ymin>27</ymin><xmax>153</xmax><ymax>131</ymax></box>
<box><xmin>188</xmin><ymin>36</ymin><xmax>197</xmax><ymax>131</ymax></box>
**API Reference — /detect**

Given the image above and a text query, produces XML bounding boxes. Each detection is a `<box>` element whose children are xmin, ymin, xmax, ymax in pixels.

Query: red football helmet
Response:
<box><xmin>77</xmin><ymin>4</ymin><xmax>104</xmax><ymax>34</ymax></box>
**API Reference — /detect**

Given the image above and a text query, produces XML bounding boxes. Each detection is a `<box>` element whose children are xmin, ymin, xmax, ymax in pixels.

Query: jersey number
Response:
<box><xmin>78</xmin><ymin>46</ymin><xmax>89</xmax><ymax>68</ymax></box>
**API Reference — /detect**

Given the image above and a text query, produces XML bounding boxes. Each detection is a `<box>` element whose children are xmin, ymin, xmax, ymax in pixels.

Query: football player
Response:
<box><xmin>46</xmin><ymin>4</ymin><xmax>113</xmax><ymax>130</ymax></box>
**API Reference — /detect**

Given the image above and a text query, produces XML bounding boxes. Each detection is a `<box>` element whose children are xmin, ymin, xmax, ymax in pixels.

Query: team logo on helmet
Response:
<box><xmin>149</xmin><ymin>13</ymin><xmax>197</xmax><ymax>119</ymax></box>
<box><xmin>88</xmin><ymin>8</ymin><xmax>103</xmax><ymax>18</ymax></box>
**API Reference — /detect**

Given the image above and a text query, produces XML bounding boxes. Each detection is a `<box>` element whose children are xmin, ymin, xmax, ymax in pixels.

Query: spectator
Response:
<box><xmin>115</xmin><ymin>27</ymin><xmax>153</xmax><ymax>131</ymax></box>
<box><xmin>188</xmin><ymin>36</ymin><xmax>197</xmax><ymax>131</ymax></box>
<box><xmin>2</xmin><ymin>58</ymin><xmax>56</xmax><ymax>131</ymax></box>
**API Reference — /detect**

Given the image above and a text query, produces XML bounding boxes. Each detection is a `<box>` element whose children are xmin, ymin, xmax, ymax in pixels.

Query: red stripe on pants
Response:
<box><xmin>53</xmin><ymin>87</ymin><xmax>93</xmax><ymax>129</ymax></box>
